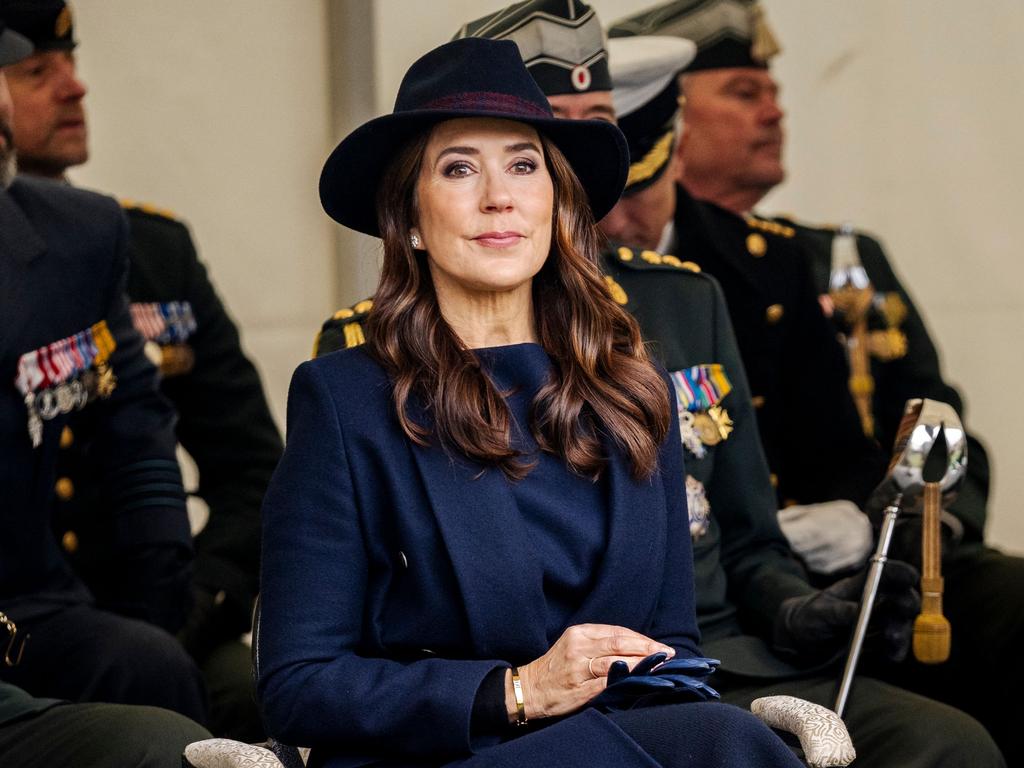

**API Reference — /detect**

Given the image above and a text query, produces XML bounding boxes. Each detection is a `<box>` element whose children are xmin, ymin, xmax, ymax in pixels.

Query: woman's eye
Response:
<box><xmin>443</xmin><ymin>161</ymin><xmax>473</xmax><ymax>178</ymax></box>
<box><xmin>510</xmin><ymin>159</ymin><xmax>537</xmax><ymax>174</ymax></box>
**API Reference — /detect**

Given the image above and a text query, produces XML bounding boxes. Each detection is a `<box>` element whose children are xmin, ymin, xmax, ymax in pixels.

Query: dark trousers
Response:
<box><xmin>0</xmin><ymin>700</ymin><xmax>209</xmax><ymax>768</ymax></box>
<box><xmin>717</xmin><ymin>673</ymin><xmax>1005</xmax><ymax>768</ymax></box>
<box><xmin>0</xmin><ymin>603</ymin><xmax>208</xmax><ymax>724</ymax></box>
<box><xmin>867</xmin><ymin>545</ymin><xmax>1024</xmax><ymax>766</ymax></box>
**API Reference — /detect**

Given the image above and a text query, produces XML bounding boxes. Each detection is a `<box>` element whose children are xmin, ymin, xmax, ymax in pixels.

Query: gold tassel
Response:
<box><xmin>750</xmin><ymin>3</ymin><xmax>782</xmax><ymax>64</ymax></box>
<box><xmin>343</xmin><ymin>322</ymin><xmax>366</xmax><ymax>349</ymax></box>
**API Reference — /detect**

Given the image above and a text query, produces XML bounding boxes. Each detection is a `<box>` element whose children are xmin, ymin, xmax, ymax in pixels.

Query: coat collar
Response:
<box><xmin>408</xmin><ymin>412</ymin><xmax>670</xmax><ymax>660</ymax></box>
<box><xmin>673</xmin><ymin>185</ymin><xmax>761</xmax><ymax>294</ymax></box>
<box><xmin>0</xmin><ymin>186</ymin><xmax>47</xmax><ymax>264</ymax></box>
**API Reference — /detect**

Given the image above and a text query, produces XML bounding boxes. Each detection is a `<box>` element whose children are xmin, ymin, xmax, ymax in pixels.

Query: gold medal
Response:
<box><xmin>693</xmin><ymin>405</ymin><xmax>734</xmax><ymax>446</ymax></box>
<box><xmin>159</xmin><ymin>344</ymin><xmax>195</xmax><ymax>377</ymax></box>
<box><xmin>95</xmin><ymin>363</ymin><xmax>117</xmax><ymax>398</ymax></box>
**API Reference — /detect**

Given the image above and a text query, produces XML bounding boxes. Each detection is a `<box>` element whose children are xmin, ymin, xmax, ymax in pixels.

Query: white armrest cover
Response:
<box><xmin>751</xmin><ymin>695</ymin><xmax>856</xmax><ymax>768</ymax></box>
<box><xmin>183</xmin><ymin>738</ymin><xmax>285</xmax><ymax>768</ymax></box>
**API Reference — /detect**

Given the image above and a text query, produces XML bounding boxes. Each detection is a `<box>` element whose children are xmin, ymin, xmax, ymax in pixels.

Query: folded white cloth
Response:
<box><xmin>777</xmin><ymin>500</ymin><xmax>873</xmax><ymax>575</ymax></box>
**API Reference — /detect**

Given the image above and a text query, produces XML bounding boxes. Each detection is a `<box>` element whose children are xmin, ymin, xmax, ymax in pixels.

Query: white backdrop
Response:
<box><xmin>68</xmin><ymin>1</ymin><xmax>1023</xmax><ymax>553</ymax></box>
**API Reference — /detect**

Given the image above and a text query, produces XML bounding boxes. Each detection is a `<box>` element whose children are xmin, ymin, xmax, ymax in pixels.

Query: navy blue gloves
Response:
<box><xmin>591</xmin><ymin>652</ymin><xmax>720</xmax><ymax>713</ymax></box>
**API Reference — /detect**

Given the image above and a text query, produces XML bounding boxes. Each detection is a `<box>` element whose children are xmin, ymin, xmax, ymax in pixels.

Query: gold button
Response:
<box><xmin>769</xmin><ymin>473</ymin><xmax>779</xmax><ymax>488</ymax></box>
<box><xmin>746</xmin><ymin>233</ymin><xmax>767</xmax><ymax>257</ymax></box>
<box><xmin>640</xmin><ymin>250</ymin><xmax>663</xmax><ymax>264</ymax></box>
<box><xmin>765</xmin><ymin>304</ymin><xmax>785</xmax><ymax>324</ymax></box>
<box><xmin>751</xmin><ymin>395</ymin><xmax>766</xmax><ymax>409</ymax></box>
<box><xmin>55</xmin><ymin>477</ymin><xmax>75</xmax><ymax>501</ymax></box>
<box><xmin>60</xmin><ymin>426</ymin><xmax>74</xmax><ymax>448</ymax></box>
<box><xmin>617</xmin><ymin>246</ymin><xmax>634</xmax><ymax>262</ymax></box>
<box><xmin>61</xmin><ymin>530</ymin><xmax>79</xmax><ymax>553</ymax></box>
<box><xmin>353</xmin><ymin>299</ymin><xmax>374</xmax><ymax>314</ymax></box>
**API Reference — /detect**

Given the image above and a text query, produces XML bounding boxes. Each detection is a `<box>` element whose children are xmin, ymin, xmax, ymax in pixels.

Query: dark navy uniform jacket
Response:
<box><xmin>785</xmin><ymin>220</ymin><xmax>990</xmax><ymax>543</ymax></box>
<box><xmin>673</xmin><ymin>187</ymin><xmax>886</xmax><ymax>508</ymax></box>
<box><xmin>53</xmin><ymin>203</ymin><xmax>281</xmax><ymax>654</ymax></box>
<box><xmin>0</xmin><ymin>176</ymin><xmax>191</xmax><ymax>633</ymax></box>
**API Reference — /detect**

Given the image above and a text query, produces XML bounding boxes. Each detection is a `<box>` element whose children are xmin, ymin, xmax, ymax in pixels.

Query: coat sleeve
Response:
<box><xmin>702</xmin><ymin>280</ymin><xmax>816</xmax><ymax>638</ymax></box>
<box><xmin>89</xmin><ymin>207</ymin><xmax>193</xmax><ymax>633</ymax></box>
<box><xmin>256</xmin><ymin>360</ymin><xmax>505</xmax><ymax>757</ymax></box>
<box><xmin>645</xmin><ymin>371</ymin><xmax>705</xmax><ymax>659</ymax></box>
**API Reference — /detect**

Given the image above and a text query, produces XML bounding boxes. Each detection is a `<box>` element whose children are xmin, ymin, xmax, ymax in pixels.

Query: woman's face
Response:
<box><xmin>414</xmin><ymin>117</ymin><xmax>554</xmax><ymax>300</ymax></box>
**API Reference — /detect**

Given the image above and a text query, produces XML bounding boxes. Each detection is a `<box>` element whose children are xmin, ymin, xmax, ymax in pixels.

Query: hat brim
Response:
<box><xmin>320</xmin><ymin>109</ymin><xmax>628</xmax><ymax>237</ymax></box>
<box><xmin>0</xmin><ymin>28</ymin><xmax>33</xmax><ymax>67</ymax></box>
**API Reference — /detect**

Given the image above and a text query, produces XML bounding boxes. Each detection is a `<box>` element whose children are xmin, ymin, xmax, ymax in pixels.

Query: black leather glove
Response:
<box><xmin>863</xmin><ymin>480</ymin><xmax>964</xmax><ymax>572</ymax></box>
<box><xmin>176</xmin><ymin>587</ymin><xmax>242</xmax><ymax>662</ymax></box>
<box><xmin>773</xmin><ymin>560</ymin><xmax>921</xmax><ymax>665</ymax></box>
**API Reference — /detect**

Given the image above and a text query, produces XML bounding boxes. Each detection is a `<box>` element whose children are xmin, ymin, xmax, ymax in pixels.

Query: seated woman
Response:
<box><xmin>256</xmin><ymin>37</ymin><xmax>802</xmax><ymax>768</ymax></box>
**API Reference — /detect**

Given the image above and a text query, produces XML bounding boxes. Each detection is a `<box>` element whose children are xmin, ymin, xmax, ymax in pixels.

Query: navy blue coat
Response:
<box><xmin>256</xmin><ymin>346</ymin><xmax>703</xmax><ymax>767</ymax></box>
<box><xmin>0</xmin><ymin>176</ymin><xmax>191</xmax><ymax>632</ymax></box>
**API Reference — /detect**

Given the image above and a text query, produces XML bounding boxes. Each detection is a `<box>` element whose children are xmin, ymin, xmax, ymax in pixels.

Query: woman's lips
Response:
<box><xmin>473</xmin><ymin>231</ymin><xmax>524</xmax><ymax>248</ymax></box>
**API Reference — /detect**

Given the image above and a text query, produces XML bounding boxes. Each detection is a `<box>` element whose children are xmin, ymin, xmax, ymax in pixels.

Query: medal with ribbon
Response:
<box><xmin>670</xmin><ymin>364</ymin><xmax>735</xmax><ymax>458</ymax></box>
<box><xmin>130</xmin><ymin>301</ymin><xmax>197</xmax><ymax>377</ymax></box>
<box><xmin>686</xmin><ymin>475</ymin><xmax>711</xmax><ymax>540</ymax></box>
<box><xmin>14</xmin><ymin>320</ymin><xmax>118</xmax><ymax>447</ymax></box>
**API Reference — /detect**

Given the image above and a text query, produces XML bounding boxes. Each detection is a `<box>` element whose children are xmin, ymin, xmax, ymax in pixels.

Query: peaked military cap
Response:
<box><xmin>0</xmin><ymin>17</ymin><xmax>32</xmax><ymax>65</ymax></box>
<box><xmin>608</xmin><ymin>36</ymin><xmax>695</xmax><ymax>193</ymax></box>
<box><xmin>454</xmin><ymin>0</ymin><xmax>610</xmax><ymax>96</ymax></box>
<box><xmin>608</xmin><ymin>0</ymin><xmax>780</xmax><ymax>71</ymax></box>
<box><xmin>0</xmin><ymin>0</ymin><xmax>75</xmax><ymax>51</ymax></box>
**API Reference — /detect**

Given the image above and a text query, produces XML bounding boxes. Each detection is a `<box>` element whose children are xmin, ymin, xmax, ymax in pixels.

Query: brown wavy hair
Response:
<box><xmin>365</xmin><ymin>123</ymin><xmax>669</xmax><ymax>481</ymax></box>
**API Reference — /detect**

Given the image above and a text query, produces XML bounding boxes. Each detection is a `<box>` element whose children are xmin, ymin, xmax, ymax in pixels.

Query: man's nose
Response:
<box><xmin>55</xmin><ymin>59</ymin><xmax>87</xmax><ymax>101</ymax></box>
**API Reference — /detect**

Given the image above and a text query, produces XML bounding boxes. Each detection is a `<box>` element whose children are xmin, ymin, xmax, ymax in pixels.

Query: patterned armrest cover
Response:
<box><xmin>751</xmin><ymin>696</ymin><xmax>856</xmax><ymax>767</ymax></box>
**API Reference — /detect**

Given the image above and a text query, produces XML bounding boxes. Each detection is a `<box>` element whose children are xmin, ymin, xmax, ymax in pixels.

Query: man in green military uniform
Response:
<box><xmin>608</xmin><ymin>0</ymin><xmax>1024</xmax><ymax>761</ymax></box>
<box><xmin>314</xmin><ymin>3</ymin><xmax>1004</xmax><ymax>764</ymax></box>
<box><xmin>2</xmin><ymin>0</ymin><xmax>283</xmax><ymax>741</ymax></box>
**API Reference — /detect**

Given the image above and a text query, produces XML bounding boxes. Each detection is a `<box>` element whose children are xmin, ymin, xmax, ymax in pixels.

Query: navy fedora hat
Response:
<box><xmin>0</xmin><ymin>18</ymin><xmax>33</xmax><ymax>66</ymax></box>
<box><xmin>319</xmin><ymin>37</ymin><xmax>628</xmax><ymax>237</ymax></box>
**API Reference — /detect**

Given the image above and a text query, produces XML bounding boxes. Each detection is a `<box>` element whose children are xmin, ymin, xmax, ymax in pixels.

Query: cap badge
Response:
<box><xmin>55</xmin><ymin>5</ymin><xmax>73</xmax><ymax>39</ymax></box>
<box><xmin>571</xmin><ymin>64</ymin><xmax>592</xmax><ymax>91</ymax></box>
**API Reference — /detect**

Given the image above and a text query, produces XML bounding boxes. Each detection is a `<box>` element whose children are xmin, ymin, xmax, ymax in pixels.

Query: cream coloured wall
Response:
<box><xmin>69</xmin><ymin>0</ymin><xmax>336</xmax><ymax>431</ymax></box>
<box><xmin>70</xmin><ymin>1</ymin><xmax>1022</xmax><ymax>552</ymax></box>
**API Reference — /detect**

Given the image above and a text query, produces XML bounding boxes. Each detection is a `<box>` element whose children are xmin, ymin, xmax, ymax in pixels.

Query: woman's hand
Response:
<box><xmin>506</xmin><ymin>624</ymin><xmax>674</xmax><ymax>722</ymax></box>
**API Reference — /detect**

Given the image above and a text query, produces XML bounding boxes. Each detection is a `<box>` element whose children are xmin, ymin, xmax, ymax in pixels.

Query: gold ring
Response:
<box><xmin>587</xmin><ymin>657</ymin><xmax>599</xmax><ymax>679</ymax></box>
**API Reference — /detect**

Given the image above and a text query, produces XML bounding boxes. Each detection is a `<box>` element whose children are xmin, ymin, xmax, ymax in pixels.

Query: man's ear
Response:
<box><xmin>673</xmin><ymin>125</ymin><xmax>690</xmax><ymax>183</ymax></box>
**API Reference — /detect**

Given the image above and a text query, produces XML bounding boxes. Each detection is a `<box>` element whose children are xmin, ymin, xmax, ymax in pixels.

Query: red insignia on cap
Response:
<box><xmin>571</xmin><ymin>65</ymin><xmax>592</xmax><ymax>92</ymax></box>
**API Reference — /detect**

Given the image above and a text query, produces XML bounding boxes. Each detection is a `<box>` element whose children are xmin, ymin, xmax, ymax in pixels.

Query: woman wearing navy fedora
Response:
<box><xmin>255</xmin><ymin>37</ymin><xmax>801</xmax><ymax>768</ymax></box>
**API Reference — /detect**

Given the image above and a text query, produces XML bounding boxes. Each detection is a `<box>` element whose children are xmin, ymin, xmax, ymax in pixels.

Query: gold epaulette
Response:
<box><xmin>312</xmin><ymin>298</ymin><xmax>374</xmax><ymax>358</ymax></box>
<box><xmin>120</xmin><ymin>198</ymin><xmax>180</xmax><ymax>221</ymax></box>
<box><xmin>613</xmin><ymin>245</ymin><xmax>701</xmax><ymax>273</ymax></box>
<box><xmin>331</xmin><ymin>298</ymin><xmax>374</xmax><ymax>320</ymax></box>
<box><xmin>772</xmin><ymin>213</ymin><xmax>843</xmax><ymax>232</ymax></box>
<box><xmin>744</xmin><ymin>215</ymin><xmax>795</xmax><ymax>238</ymax></box>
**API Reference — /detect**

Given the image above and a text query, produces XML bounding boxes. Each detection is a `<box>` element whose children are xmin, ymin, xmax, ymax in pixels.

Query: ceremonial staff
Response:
<box><xmin>834</xmin><ymin>398</ymin><xmax>966</xmax><ymax>717</ymax></box>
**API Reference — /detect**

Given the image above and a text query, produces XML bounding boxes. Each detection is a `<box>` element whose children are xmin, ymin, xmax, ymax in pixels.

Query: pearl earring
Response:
<box><xmin>410</xmin><ymin>234</ymin><xmax>421</xmax><ymax>248</ymax></box>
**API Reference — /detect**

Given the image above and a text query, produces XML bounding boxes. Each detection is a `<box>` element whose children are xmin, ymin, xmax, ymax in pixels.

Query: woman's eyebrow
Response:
<box><xmin>436</xmin><ymin>146</ymin><xmax>479</xmax><ymax>161</ymax></box>
<box><xmin>506</xmin><ymin>141</ymin><xmax>541</xmax><ymax>154</ymax></box>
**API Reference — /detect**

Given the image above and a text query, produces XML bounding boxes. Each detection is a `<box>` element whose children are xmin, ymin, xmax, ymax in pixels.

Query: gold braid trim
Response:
<box><xmin>626</xmin><ymin>131</ymin><xmax>674</xmax><ymax>189</ymax></box>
